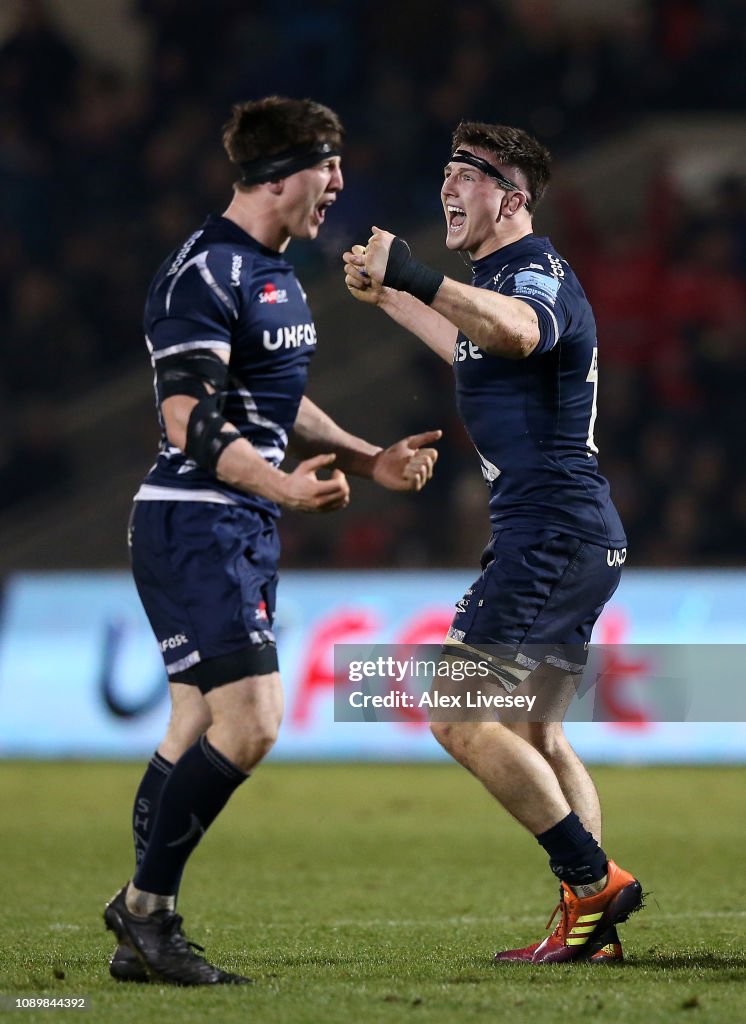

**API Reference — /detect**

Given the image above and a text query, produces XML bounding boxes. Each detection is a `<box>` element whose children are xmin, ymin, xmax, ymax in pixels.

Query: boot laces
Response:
<box><xmin>158</xmin><ymin>912</ymin><xmax>206</xmax><ymax>955</ymax></box>
<box><xmin>544</xmin><ymin>887</ymin><xmax>570</xmax><ymax>940</ymax></box>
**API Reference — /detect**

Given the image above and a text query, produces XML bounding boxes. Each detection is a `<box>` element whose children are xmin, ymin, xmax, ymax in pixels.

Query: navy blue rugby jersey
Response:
<box><xmin>453</xmin><ymin>233</ymin><xmax>626</xmax><ymax>546</ymax></box>
<box><xmin>136</xmin><ymin>215</ymin><xmax>317</xmax><ymax>517</ymax></box>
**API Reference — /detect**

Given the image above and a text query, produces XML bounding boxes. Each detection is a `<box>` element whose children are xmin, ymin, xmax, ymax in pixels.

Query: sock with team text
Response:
<box><xmin>132</xmin><ymin>735</ymin><xmax>248</xmax><ymax>898</ymax></box>
<box><xmin>132</xmin><ymin>751</ymin><xmax>174</xmax><ymax>869</ymax></box>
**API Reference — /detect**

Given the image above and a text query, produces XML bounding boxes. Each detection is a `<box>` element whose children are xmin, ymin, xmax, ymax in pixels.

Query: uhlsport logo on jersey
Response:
<box><xmin>258</xmin><ymin>282</ymin><xmax>288</xmax><ymax>304</ymax></box>
<box><xmin>606</xmin><ymin>548</ymin><xmax>627</xmax><ymax>567</ymax></box>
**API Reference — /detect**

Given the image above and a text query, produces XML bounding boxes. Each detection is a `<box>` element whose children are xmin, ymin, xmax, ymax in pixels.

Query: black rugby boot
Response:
<box><xmin>109</xmin><ymin>944</ymin><xmax>149</xmax><ymax>982</ymax></box>
<box><xmin>104</xmin><ymin>886</ymin><xmax>252</xmax><ymax>986</ymax></box>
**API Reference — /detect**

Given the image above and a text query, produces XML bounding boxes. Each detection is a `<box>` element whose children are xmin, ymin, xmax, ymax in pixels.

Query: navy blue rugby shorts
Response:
<box><xmin>445</xmin><ymin>528</ymin><xmax>625</xmax><ymax>675</ymax></box>
<box><xmin>129</xmin><ymin>501</ymin><xmax>280</xmax><ymax>691</ymax></box>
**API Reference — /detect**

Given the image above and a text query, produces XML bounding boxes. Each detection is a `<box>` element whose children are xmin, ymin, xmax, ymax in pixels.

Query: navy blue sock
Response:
<box><xmin>133</xmin><ymin>735</ymin><xmax>248</xmax><ymax>897</ymax></box>
<box><xmin>536</xmin><ymin>811</ymin><xmax>608</xmax><ymax>886</ymax></box>
<box><xmin>132</xmin><ymin>751</ymin><xmax>173</xmax><ymax>869</ymax></box>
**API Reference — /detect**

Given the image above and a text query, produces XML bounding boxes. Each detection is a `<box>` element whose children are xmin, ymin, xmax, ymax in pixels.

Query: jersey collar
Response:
<box><xmin>204</xmin><ymin>214</ymin><xmax>289</xmax><ymax>262</ymax></box>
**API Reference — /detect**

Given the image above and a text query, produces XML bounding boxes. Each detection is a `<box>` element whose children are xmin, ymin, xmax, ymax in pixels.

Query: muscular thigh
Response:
<box><xmin>205</xmin><ymin>672</ymin><xmax>284</xmax><ymax>769</ymax></box>
<box><xmin>206</xmin><ymin>672</ymin><xmax>284</xmax><ymax>728</ymax></box>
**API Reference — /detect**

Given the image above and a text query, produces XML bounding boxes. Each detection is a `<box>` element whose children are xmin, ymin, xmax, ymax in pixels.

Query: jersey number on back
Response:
<box><xmin>586</xmin><ymin>346</ymin><xmax>599</xmax><ymax>454</ymax></box>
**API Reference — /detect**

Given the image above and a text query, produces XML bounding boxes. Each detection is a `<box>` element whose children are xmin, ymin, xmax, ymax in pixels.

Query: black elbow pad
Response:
<box><xmin>184</xmin><ymin>393</ymin><xmax>242</xmax><ymax>474</ymax></box>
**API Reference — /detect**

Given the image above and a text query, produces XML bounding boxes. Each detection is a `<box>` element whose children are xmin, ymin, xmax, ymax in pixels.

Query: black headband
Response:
<box><xmin>239</xmin><ymin>141</ymin><xmax>340</xmax><ymax>185</ymax></box>
<box><xmin>450</xmin><ymin>149</ymin><xmax>522</xmax><ymax>193</ymax></box>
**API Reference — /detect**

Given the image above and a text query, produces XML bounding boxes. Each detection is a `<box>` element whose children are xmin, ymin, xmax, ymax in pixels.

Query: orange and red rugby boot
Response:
<box><xmin>493</xmin><ymin>924</ymin><xmax>623</xmax><ymax>964</ymax></box>
<box><xmin>530</xmin><ymin>860</ymin><xmax>642</xmax><ymax>964</ymax></box>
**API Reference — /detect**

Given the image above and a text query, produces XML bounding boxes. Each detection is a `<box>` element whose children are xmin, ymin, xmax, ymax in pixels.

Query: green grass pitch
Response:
<box><xmin>1</xmin><ymin>762</ymin><xmax>744</xmax><ymax>1023</ymax></box>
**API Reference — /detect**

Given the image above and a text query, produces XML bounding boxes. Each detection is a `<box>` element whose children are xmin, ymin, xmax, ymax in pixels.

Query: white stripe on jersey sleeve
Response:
<box><xmin>153</xmin><ymin>340</ymin><xmax>232</xmax><ymax>359</ymax></box>
<box><xmin>165</xmin><ymin>251</ymin><xmax>238</xmax><ymax>318</ymax></box>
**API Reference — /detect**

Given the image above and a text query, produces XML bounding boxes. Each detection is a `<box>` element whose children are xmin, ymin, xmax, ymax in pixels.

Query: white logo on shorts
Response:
<box><xmin>160</xmin><ymin>633</ymin><xmax>189</xmax><ymax>651</ymax></box>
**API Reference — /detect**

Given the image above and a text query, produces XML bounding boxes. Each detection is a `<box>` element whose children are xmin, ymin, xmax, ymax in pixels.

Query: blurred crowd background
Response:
<box><xmin>2</xmin><ymin>0</ymin><xmax>745</xmax><ymax>569</ymax></box>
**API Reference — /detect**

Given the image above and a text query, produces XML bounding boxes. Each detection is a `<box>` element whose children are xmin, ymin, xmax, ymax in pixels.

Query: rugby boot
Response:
<box><xmin>109</xmin><ymin>943</ymin><xmax>150</xmax><ymax>982</ymax></box>
<box><xmin>493</xmin><ymin>925</ymin><xmax>623</xmax><ymax>963</ymax></box>
<box><xmin>104</xmin><ymin>885</ymin><xmax>252</xmax><ymax>986</ymax></box>
<box><xmin>530</xmin><ymin>860</ymin><xmax>642</xmax><ymax>964</ymax></box>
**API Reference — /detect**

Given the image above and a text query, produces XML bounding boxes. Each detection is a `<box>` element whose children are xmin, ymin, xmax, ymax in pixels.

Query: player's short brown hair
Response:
<box><xmin>223</xmin><ymin>96</ymin><xmax>343</xmax><ymax>189</ymax></box>
<box><xmin>451</xmin><ymin>122</ymin><xmax>551</xmax><ymax>212</ymax></box>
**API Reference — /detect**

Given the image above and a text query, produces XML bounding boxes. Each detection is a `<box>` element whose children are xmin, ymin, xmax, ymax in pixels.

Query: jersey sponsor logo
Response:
<box><xmin>160</xmin><ymin>633</ymin><xmax>189</xmax><ymax>651</ymax></box>
<box><xmin>453</xmin><ymin>338</ymin><xmax>483</xmax><ymax>362</ymax></box>
<box><xmin>262</xmin><ymin>323</ymin><xmax>317</xmax><ymax>350</ymax></box>
<box><xmin>513</xmin><ymin>270</ymin><xmax>561</xmax><ymax>304</ymax></box>
<box><xmin>166</xmin><ymin>230</ymin><xmax>203</xmax><ymax>276</ymax></box>
<box><xmin>544</xmin><ymin>252</ymin><xmax>566</xmax><ymax>279</ymax></box>
<box><xmin>606</xmin><ymin>548</ymin><xmax>627</xmax><ymax>567</ymax></box>
<box><xmin>258</xmin><ymin>282</ymin><xmax>289</xmax><ymax>304</ymax></box>
<box><xmin>231</xmin><ymin>254</ymin><xmax>243</xmax><ymax>286</ymax></box>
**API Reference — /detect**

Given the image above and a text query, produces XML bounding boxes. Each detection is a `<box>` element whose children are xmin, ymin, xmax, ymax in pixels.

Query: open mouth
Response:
<box><xmin>315</xmin><ymin>199</ymin><xmax>334</xmax><ymax>224</ymax></box>
<box><xmin>447</xmin><ymin>204</ymin><xmax>466</xmax><ymax>233</ymax></box>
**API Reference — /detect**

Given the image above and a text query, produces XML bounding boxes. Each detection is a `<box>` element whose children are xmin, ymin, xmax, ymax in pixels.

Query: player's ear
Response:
<box><xmin>266</xmin><ymin>179</ymin><xmax>284</xmax><ymax>195</ymax></box>
<box><xmin>507</xmin><ymin>193</ymin><xmax>528</xmax><ymax>217</ymax></box>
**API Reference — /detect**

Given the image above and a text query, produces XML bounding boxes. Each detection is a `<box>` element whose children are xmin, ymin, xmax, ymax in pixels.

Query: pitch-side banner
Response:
<box><xmin>1</xmin><ymin>570</ymin><xmax>746</xmax><ymax>761</ymax></box>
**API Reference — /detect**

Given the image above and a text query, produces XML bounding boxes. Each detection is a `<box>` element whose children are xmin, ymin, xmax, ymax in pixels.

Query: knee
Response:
<box><xmin>231</xmin><ymin>717</ymin><xmax>280</xmax><ymax>772</ymax></box>
<box><xmin>162</xmin><ymin>706</ymin><xmax>213</xmax><ymax>761</ymax></box>
<box><xmin>206</xmin><ymin>712</ymin><xmax>278</xmax><ymax>774</ymax></box>
<box><xmin>524</xmin><ymin>723</ymin><xmax>568</xmax><ymax>761</ymax></box>
<box><xmin>430</xmin><ymin>720</ymin><xmax>469</xmax><ymax>761</ymax></box>
<box><xmin>251</xmin><ymin>719</ymin><xmax>281</xmax><ymax>761</ymax></box>
<box><xmin>429</xmin><ymin>719</ymin><xmax>450</xmax><ymax>749</ymax></box>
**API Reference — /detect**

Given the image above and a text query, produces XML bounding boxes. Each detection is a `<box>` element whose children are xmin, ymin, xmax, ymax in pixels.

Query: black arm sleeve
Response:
<box><xmin>155</xmin><ymin>350</ymin><xmax>230</xmax><ymax>401</ymax></box>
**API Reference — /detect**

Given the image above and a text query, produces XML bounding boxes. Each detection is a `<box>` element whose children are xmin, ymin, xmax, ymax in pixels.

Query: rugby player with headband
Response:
<box><xmin>239</xmin><ymin>139</ymin><xmax>341</xmax><ymax>185</ymax></box>
<box><xmin>343</xmin><ymin>121</ymin><xmax>642</xmax><ymax>966</ymax></box>
<box><xmin>103</xmin><ymin>96</ymin><xmax>441</xmax><ymax>987</ymax></box>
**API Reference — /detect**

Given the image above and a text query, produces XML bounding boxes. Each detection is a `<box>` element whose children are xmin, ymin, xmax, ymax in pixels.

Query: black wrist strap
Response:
<box><xmin>383</xmin><ymin>237</ymin><xmax>444</xmax><ymax>305</ymax></box>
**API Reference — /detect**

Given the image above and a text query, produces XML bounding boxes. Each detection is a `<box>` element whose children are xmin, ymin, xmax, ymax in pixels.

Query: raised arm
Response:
<box><xmin>343</xmin><ymin>246</ymin><xmax>458</xmax><ymax>364</ymax></box>
<box><xmin>346</xmin><ymin>230</ymin><xmax>540</xmax><ymax>359</ymax></box>
<box><xmin>430</xmin><ymin>275</ymin><xmax>539</xmax><ymax>358</ymax></box>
